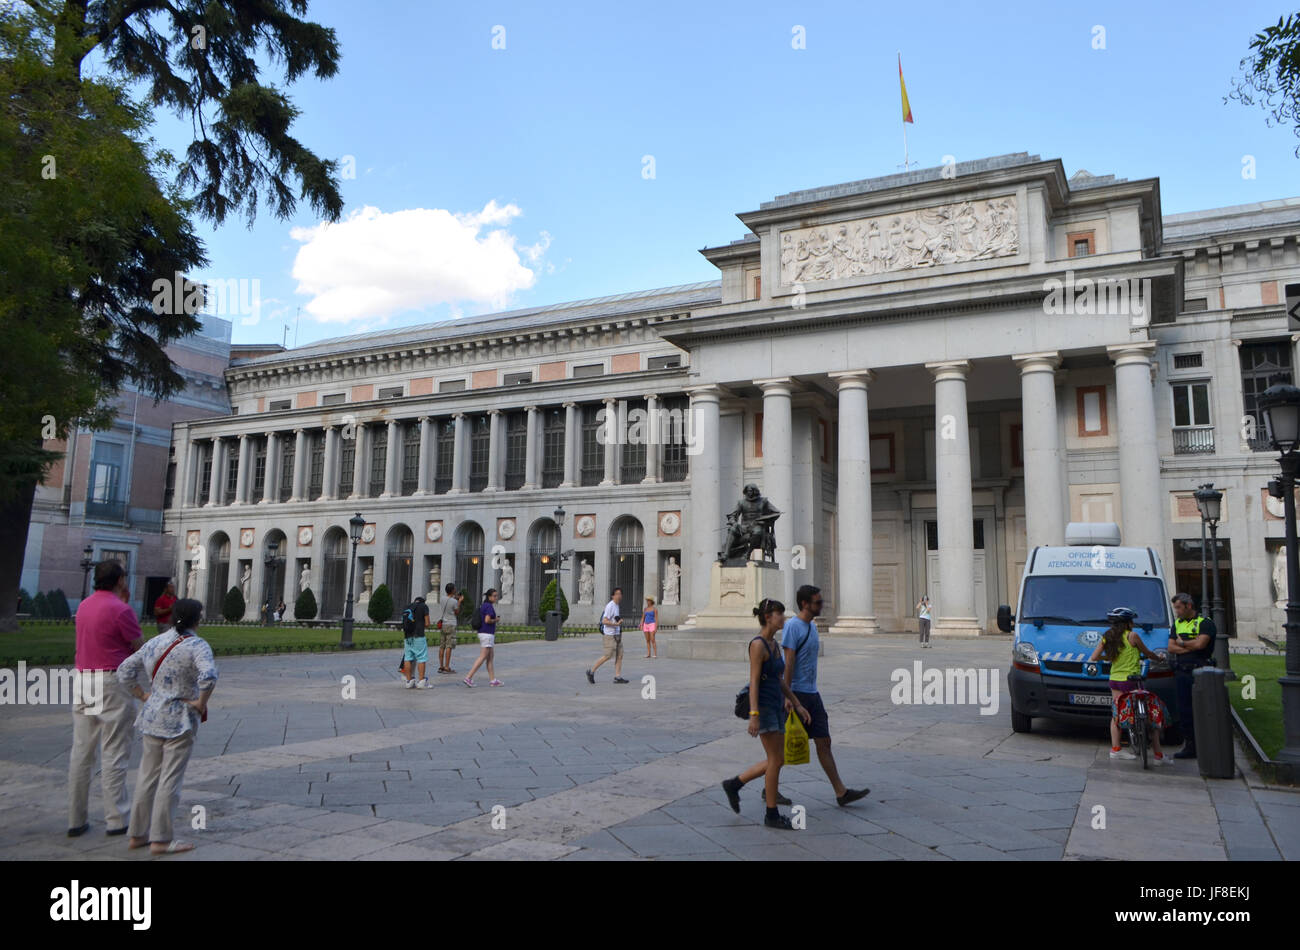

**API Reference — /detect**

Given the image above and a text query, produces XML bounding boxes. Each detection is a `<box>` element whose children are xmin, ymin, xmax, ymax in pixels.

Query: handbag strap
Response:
<box><xmin>151</xmin><ymin>633</ymin><xmax>191</xmax><ymax>681</ymax></box>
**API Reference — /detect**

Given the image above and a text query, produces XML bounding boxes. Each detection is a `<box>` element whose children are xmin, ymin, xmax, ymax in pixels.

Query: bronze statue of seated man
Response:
<box><xmin>718</xmin><ymin>483</ymin><xmax>781</xmax><ymax>563</ymax></box>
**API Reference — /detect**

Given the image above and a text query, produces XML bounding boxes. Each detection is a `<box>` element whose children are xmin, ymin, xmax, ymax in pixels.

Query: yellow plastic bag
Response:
<box><xmin>784</xmin><ymin>710</ymin><xmax>810</xmax><ymax>765</ymax></box>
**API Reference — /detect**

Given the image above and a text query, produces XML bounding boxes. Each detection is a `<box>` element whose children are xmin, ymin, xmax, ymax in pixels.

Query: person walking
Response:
<box><xmin>68</xmin><ymin>560</ymin><xmax>144</xmax><ymax>838</ymax></box>
<box><xmin>119</xmin><ymin>598</ymin><xmax>219</xmax><ymax>854</ymax></box>
<box><xmin>641</xmin><ymin>597</ymin><xmax>658</xmax><ymax>658</ymax></box>
<box><xmin>399</xmin><ymin>596</ymin><xmax>431</xmax><ymax>689</ymax></box>
<box><xmin>721</xmin><ymin>598</ymin><xmax>811</xmax><ymax>829</ymax></box>
<box><xmin>776</xmin><ymin>585</ymin><xmax>870</xmax><ymax>807</ymax></box>
<box><xmin>916</xmin><ymin>594</ymin><xmax>932</xmax><ymax>648</ymax></box>
<box><xmin>586</xmin><ymin>587</ymin><xmax>628</xmax><ymax>684</ymax></box>
<box><xmin>1167</xmin><ymin>592</ymin><xmax>1217</xmax><ymax>759</ymax></box>
<box><xmin>153</xmin><ymin>581</ymin><xmax>177</xmax><ymax>634</ymax></box>
<box><xmin>437</xmin><ymin>582</ymin><xmax>463</xmax><ymax>674</ymax></box>
<box><xmin>464</xmin><ymin>589</ymin><xmax>502</xmax><ymax>687</ymax></box>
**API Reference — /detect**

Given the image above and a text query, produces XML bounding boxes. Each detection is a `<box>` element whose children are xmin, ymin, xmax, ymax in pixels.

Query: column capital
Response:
<box><xmin>263</xmin><ymin>431</ymin><xmax>276</xmax><ymax>439</ymax></box>
<box><xmin>292</xmin><ymin>427</ymin><xmax>304</xmax><ymax>435</ymax></box>
<box><xmin>562</xmin><ymin>400</ymin><xmax>577</xmax><ymax>409</ymax></box>
<box><xmin>642</xmin><ymin>392</ymin><xmax>659</xmax><ymax>402</ymax></box>
<box><xmin>602</xmin><ymin>395</ymin><xmax>617</xmax><ymax>406</ymax></box>
<box><xmin>754</xmin><ymin>376</ymin><xmax>796</xmax><ymax>395</ymax></box>
<box><xmin>684</xmin><ymin>385</ymin><xmax>723</xmax><ymax>403</ymax></box>
<box><xmin>488</xmin><ymin>408</ymin><xmax>502</xmax><ymax>417</ymax></box>
<box><xmin>322</xmin><ymin>423</ymin><xmax>337</xmax><ymax>432</ymax></box>
<box><xmin>452</xmin><ymin>411</ymin><xmax>466</xmax><ymax>420</ymax></box>
<box><xmin>828</xmin><ymin>369</ymin><xmax>875</xmax><ymax>389</ymax></box>
<box><xmin>1012</xmin><ymin>351</ymin><xmax>1062</xmax><ymax>373</ymax></box>
<box><xmin>1106</xmin><ymin>341</ymin><xmax>1157</xmax><ymax>365</ymax></box>
<box><xmin>524</xmin><ymin>405</ymin><xmax>539</xmax><ymax>414</ymax></box>
<box><xmin>925</xmin><ymin>359</ymin><xmax>971</xmax><ymax>381</ymax></box>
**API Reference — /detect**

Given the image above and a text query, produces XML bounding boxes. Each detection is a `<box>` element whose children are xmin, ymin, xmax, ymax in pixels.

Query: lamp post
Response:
<box><xmin>1259</xmin><ymin>383</ymin><xmax>1300</xmax><ymax>764</ymax></box>
<box><xmin>554</xmin><ymin>506</ymin><xmax>566</xmax><ymax>627</ymax></box>
<box><xmin>1197</xmin><ymin>484</ymin><xmax>1210</xmax><ymax>615</ymax></box>
<box><xmin>340</xmin><ymin>512</ymin><xmax>365</xmax><ymax>649</ymax></box>
<box><xmin>1193</xmin><ymin>483</ymin><xmax>1232</xmax><ymax>677</ymax></box>
<box><xmin>79</xmin><ymin>544</ymin><xmax>94</xmax><ymax>600</ymax></box>
<box><xmin>263</xmin><ymin>536</ymin><xmax>280</xmax><ymax>626</ymax></box>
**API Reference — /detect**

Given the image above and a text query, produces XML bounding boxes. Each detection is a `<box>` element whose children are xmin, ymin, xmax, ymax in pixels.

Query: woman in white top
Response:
<box><xmin>916</xmin><ymin>595</ymin><xmax>932</xmax><ymax>648</ymax></box>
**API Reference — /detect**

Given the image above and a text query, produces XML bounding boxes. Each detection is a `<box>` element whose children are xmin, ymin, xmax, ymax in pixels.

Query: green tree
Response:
<box><xmin>0</xmin><ymin>2</ymin><xmax>343</xmax><ymax>632</ymax></box>
<box><xmin>222</xmin><ymin>585</ymin><xmax>244</xmax><ymax>622</ymax></box>
<box><xmin>1228</xmin><ymin>13</ymin><xmax>1300</xmax><ymax>156</ymax></box>
<box><xmin>295</xmin><ymin>587</ymin><xmax>317</xmax><ymax>620</ymax></box>
<box><xmin>17</xmin><ymin>589</ymin><xmax>32</xmax><ymax>614</ymax></box>
<box><xmin>47</xmin><ymin>588</ymin><xmax>71</xmax><ymax>618</ymax></box>
<box><xmin>32</xmin><ymin>591</ymin><xmax>50</xmax><ymax>618</ymax></box>
<box><xmin>538</xmin><ymin>579</ymin><xmax>570</xmax><ymax>623</ymax></box>
<box><xmin>367</xmin><ymin>583</ymin><xmax>393</xmax><ymax>624</ymax></box>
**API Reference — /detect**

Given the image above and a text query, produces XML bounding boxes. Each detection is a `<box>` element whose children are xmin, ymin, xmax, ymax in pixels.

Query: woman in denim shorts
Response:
<box><xmin>720</xmin><ymin>598</ymin><xmax>811</xmax><ymax>829</ymax></box>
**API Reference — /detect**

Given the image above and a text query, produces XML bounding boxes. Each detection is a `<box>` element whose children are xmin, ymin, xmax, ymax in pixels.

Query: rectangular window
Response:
<box><xmin>819</xmin><ymin>418</ymin><xmax>830</xmax><ymax>463</ymax></box>
<box><xmin>542</xmin><ymin>408</ymin><xmax>566</xmax><ymax>488</ymax></box>
<box><xmin>401</xmin><ymin>422</ymin><xmax>420</xmax><ymax>495</ymax></box>
<box><xmin>505</xmin><ymin>412</ymin><xmax>528</xmax><ymax>490</ymax></box>
<box><xmin>197</xmin><ymin>443</ymin><xmax>211</xmax><ymax>506</ymax></box>
<box><xmin>661</xmin><ymin>396</ymin><xmax>689</xmax><ymax>482</ymax></box>
<box><xmin>278</xmin><ymin>435</ymin><xmax>295</xmax><ymax>502</ymax></box>
<box><xmin>580</xmin><ymin>405</ymin><xmax>603</xmax><ymax>486</ymax></box>
<box><xmin>338</xmin><ymin>436</ymin><xmax>354</xmax><ymax>494</ymax></box>
<box><xmin>88</xmin><ymin>440</ymin><xmax>126</xmax><ymax>520</ymax></box>
<box><xmin>572</xmin><ymin>363</ymin><xmax>605</xmax><ymax>378</ymax></box>
<box><xmin>1076</xmin><ymin>386</ymin><xmax>1108</xmax><ymax>436</ymax></box>
<box><xmin>1240</xmin><ymin>340</ymin><xmax>1293</xmax><ymax>451</ymax></box>
<box><xmin>223</xmin><ymin>442</ymin><xmax>240</xmax><ymax>504</ymax></box>
<box><xmin>268</xmin><ymin>399</ymin><xmax>291</xmax><ymax>411</ymax></box>
<box><xmin>869</xmin><ymin>434</ymin><xmax>895</xmax><ymax>474</ymax></box>
<box><xmin>368</xmin><ymin>425</ymin><xmax>387</xmax><ymax>497</ymax></box>
<box><xmin>925</xmin><ymin>520</ymin><xmax>984</xmax><ymax>550</ymax></box>
<box><xmin>251</xmin><ymin>437</ymin><xmax>267</xmax><ymax>498</ymax></box>
<box><xmin>1173</xmin><ymin>353</ymin><xmax>1203</xmax><ymax>370</ymax></box>
<box><xmin>308</xmin><ymin>432</ymin><xmax>325</xmax><ymax>499</ymax></box>
<box><xmin>469</xmin><ymin>415</ymin><xmax>490</xmax><ymax>492</ymax></box>
<box><xmin>620</xmin><ymin>399</ymin><xmax>647</xmax><ymax>483</ymax></box>
<box><xmin>435</xmin><ymin>418</ymin><xmax>455</xmax><ymax>494</ymax></box>
<box><xmin>1172</xmin><ymin>382</ymin><xmax>1214</xmax><ymax>455</ymax></box>
<box><xmin>321</xmin><ymin>393</ymin><xmax>346</xmax><ymax>406</ymax></box>
<box><xmin>647</xmin><ymin>355</ymin><xmax>681</xmax><ymax>370</ymax></box>
<box><xmin>1067</xmin><ymin>230</ymin><xmax>1094</xmax><ymax>258</ymax></box>
<box><xmin>504</xmin><ymin>372</ymin><xmax>533</xmax><ymax>386</ymax></box>
<box><xmin>439</xmin><ymin>379</ymin><xmax>466</xmax><ymax>393</ymax></box>
<box><xmin>378</xmin><ymin>386</ymin><xmax>403</xmax><ymax>399</ymax></box>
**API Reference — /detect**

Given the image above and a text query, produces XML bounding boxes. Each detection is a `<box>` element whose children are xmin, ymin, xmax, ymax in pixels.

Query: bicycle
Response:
<box><xmin>1084</xmin><ymin>664</ymin><xmax>1164</xmax><ymax>770</ymax></box>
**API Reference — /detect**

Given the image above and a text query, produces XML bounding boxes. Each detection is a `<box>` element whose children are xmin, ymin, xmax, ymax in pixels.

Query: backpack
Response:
<box><xmin>401</xmin><ymin>605</ymin><xmax>418</xmax><ymax>637</ymax></box>
<box><xmin>734</xmin><ymin>637</ymin><xmax>772</xmax><ymax>719</ymax></box>
<box><xmin>471</xmin><ymin>605</ymin><xmax>483</xmax><ymax>632</ymax></box>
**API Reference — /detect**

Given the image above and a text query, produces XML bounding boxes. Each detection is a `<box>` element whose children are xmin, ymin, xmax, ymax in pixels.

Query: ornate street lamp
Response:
<box><xmin>340</xmin><ymin>512</ymin><xmax>365</xmax><ymax>649</ymax></box>
<box><xmin>1259</xmin><ymin>383</ymin><xmax>1300</xmax><ymax>765</ymax></box>
<box><xmin>554</xmin><ymin>506</ymin><xmax>566</xmax><ymax>624</ymax></box>
<box><xmin>263</xmin><ymin>535</ymin><xmax>280</xmax><ymax>626</ymax></box>
<box><xmin>1193</xmin><ymin>483</ymin><xmax>1232</xmax><ymax>676</ymax></box>
<box><xmin>79</xmin><ymin>544</ymin><xmax>94</xmax><ymax>600</ymax></box>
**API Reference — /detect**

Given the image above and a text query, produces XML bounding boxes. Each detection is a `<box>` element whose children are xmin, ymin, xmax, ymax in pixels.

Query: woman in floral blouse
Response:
<box><xmin>118</xmin><ymin>598</ymin><xmax>218</xmax><ymax>855</ymax></box>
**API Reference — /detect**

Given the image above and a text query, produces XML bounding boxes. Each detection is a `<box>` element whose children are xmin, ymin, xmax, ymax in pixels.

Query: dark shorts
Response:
<box><xmin>793</xmin><ymin>691</ymin><xmax>830</xmax><ymax>739</ymax></box>
<box><xmin>757</xmin><ymin>704</ymin><xmax>785</xmax><ymax>735</ymax></box>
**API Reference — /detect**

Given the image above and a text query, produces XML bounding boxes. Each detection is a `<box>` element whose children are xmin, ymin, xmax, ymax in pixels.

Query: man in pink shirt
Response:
<box><xmin>68</xmin><ymin>560</ymin><xmax>143</xmax><ymax>837</ymax></box>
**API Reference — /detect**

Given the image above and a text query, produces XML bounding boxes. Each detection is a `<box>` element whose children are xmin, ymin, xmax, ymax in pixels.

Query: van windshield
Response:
<box><xmin>1019</xmin><ymin>575</ymin><xmax>1169</xmax><ymax>628</ymax></box>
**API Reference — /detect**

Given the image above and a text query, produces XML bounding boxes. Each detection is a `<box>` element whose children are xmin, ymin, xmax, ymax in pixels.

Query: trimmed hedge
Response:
<box><xmin>367</xmin><ymin>583</ymin><xmax>393</xmax><ymax>623</ymax></box>
<box><xmin>295</xmin><ymin>588</ymin><xmax>318</xmax><ymax>621</ymax></box>
<box><xmin>538</xmin><ymin>579</ymin><xmax>570</xmax><ymax>622</ymax></box>
<box><xmin>222</xmin><ymin>586</ymin><xmax>246</xmax><ymax>623</ymax></box>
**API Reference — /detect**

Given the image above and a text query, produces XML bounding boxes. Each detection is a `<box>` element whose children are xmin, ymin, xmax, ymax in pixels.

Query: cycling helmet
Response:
<box><xmin>1106</xmin><ymin>606</ymin><xmax>1138</xmax><ymax>623</ymax></box>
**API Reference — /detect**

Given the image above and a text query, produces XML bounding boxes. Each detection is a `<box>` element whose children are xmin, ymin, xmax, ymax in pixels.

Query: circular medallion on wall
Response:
<box><xmin>297</xmin><ymin>525</ymin><xmax>313</xmax><ymax>546</ymax></box>
<box><xmin>360</xmin><ymin>523</ymin><xmax>376</xmax><ymax>544</ymax></box>
<box><xmin>576</xmin><ymin>515</ymin><xmax>596</xmax><ymax>538</ymax></box>
<box><xmin>498</xmin><ymin>518</ymin><xmax>516</xmax><ymax>541</ymax></box>
<box><xmin>240</xmin><ymin>528</ymin><xmax>255</xmax><ymax>548</ymax></box>
<box><xmin>426</xmin><ymin>521</ymin><xmax>443</xmax><ymax>543</ymax></box>
<box><xmin>658</xmin><ymin>512</ymin><xmax>680</xmax><ymax>536</ymax></box>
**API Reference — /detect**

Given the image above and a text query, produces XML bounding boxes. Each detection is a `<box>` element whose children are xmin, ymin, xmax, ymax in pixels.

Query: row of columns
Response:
<box><xmin>686</xmin><ymin>342</ymin><xmax>1162</xmax><ymax>636</ymax></box>
<box><xmin>189</xmin><ymin>395</ymin><xmax>678</xmax><ymax>508</ymax></box>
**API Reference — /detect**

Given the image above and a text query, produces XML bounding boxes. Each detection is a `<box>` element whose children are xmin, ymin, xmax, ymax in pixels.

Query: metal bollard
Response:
<box><xmin>1191</xmin><ymin>667</ymin><xmax>1234</xmax><ymax>779</ymax></box>
<box><xmin>544</xmin><ymin>610</ymin><xmax>562</xmax><ymax>642</ymax></box>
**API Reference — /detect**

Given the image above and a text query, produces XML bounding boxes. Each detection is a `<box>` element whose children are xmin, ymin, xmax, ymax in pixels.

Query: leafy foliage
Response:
<box><xmin>222</xmin><ymin>585</ymin><xmax>245</xmax><ymax>622</ymax></box>
<box><xmin>538</xmin><ymin>579</ymin><xmax>570</xmax><ymax>623</ymax></box>
<box><xmin>295</xmin><ymin>587</ymin><xmax>317</xmax><ymax>620</ymax></box>
<box><xmin>1227</xmin><ymin>13</ymin><xmax>1300</xmax><ymax>156</ymax></box>
<box><xmin>367</xmin><ymin>583</ymin><xmax>392</xmax><ymax>623</ymax></box>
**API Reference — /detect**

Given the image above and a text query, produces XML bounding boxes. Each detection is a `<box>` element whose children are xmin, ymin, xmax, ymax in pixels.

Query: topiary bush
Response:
<box><xmin>47</xmin><ymin>589</ymin><xmax>71</xmax><ymax>618</ymax></box>
<box><xmin>222</xmin><ymin>586</ymin><xmax>245</xmax><ymax>623</ymax></box>
<box><xmin>367</xmin><ymin>583</ymin><xmax>393</xmax><ymax>623</ymax></box>
<box><xmin>32</xmin><ymin>592</ymin><xmax>50</xmax><ymax>618</ymax></box>
<box><xmin>458</xmin><ymin>595</ymin><xmax>475</xmax><ymax>626</ymax></box>
<box><xmin>295</xmin><ymin>587</ymin><xmax>318</xmax><ymax>620</ymax></box>
<box><xmin>538</xmin><ymin>579</ymin><xmax>570</xmax><ymax>622</ymax></box>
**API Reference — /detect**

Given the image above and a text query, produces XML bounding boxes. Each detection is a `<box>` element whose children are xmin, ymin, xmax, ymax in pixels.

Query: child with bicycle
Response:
<box><xmin>1089</xmin><ymin>606</ymin><xmax>1169</xmax><ymax>765</ymax></box>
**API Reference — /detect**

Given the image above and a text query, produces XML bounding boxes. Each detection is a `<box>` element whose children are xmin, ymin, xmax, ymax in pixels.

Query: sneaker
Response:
<box><xmin>721</xmin><ymin>778</ymin><xmax>742</xmax><ymax>813</ymax></box>
<box><xmin>1109</xmin><ymin>747</ymin><xmax>1136</xmax><ymax>760</ymax></box>
<box><xmin>775</xmin><ymin>792</ymin><xmax>792</xmax><ymax>806</ymax></box>
<box><xmin>613</xmin><ymin>676</ymin><xmax>629</xmax><ymax>684</ymax></box>
<box><xmin>463</xmin><ymin>677</ymin><xmax>475</xmax><ymax>688</ymax></box>
<box><xmin>416</xmin><ymin>678</ymin><xmax>428</xmax><ymax>689</ymax></box>
<box><xmin>585</xmin><ymin>669</ymin><xmax>595</xmax><ymax>684</ymax></box>
<box><xmin>1151</xmin><ymin>754</ymin><xmax>1171</xmax><ymax>766</ymax></box>
<box><xmin>67</xmin><ymin>823</ymin><xmax>90</xmax><ymax>838</ymax></box>
<box><xmin>489</xmin><ymin>679</ymin><xmax>504</xmax><ymax>687</ymax></box>
<box><xmin>403</xmin><ymin>678</ymin><xmax>415</xmax><ymax>689</ymax></box>
<box><xmin>763</xmin><ymin>813</ymin><xmax>794</xmax><ymax>830</ymax></box>
<box><xmin>836</xmin><ymin>788</ymin><xmax>870</xmax><ymax>806</ymax></box>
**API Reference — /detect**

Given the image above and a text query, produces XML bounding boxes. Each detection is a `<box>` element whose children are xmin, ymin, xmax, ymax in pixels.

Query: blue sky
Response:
<box><xmin>150</xmin><ymin>0</ymin><xmax>1299</xmax><ymax>347</ymax></box>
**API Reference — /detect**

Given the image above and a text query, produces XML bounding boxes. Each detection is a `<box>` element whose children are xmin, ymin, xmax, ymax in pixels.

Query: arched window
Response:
<box><xmin>527</xmin><ymin>519</ymin><xmax>561</xmax><ymax>622</ymax></box>
<box><xmin>454</xmin><ymin>521</ymin><xmax>486</xmax><ymax>607</ymax></box>
<box><xmin>205</xmin><ymin>532</ymin><xmax>231</xmax><ymax>618</ymax></box>
<box><xmin>321</xmin><ymin>527</ymin><xmax>349</xmax><ymax>619</ymax></box>
<box><xmin>608</xmin><ymin>516</ymin><xmax>645</xmax><ymax>612</ymax></box>
<box><xmin>385</xmin><ymin>524</ymin><xmax>415</xmax><ymax>609</ymax></box>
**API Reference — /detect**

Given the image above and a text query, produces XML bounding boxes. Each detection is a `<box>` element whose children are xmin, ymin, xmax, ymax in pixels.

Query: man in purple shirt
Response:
<box><xmin>68</xmin><ymin>560</ymin><xmax>143</xmax><ymax>837</ymax></box>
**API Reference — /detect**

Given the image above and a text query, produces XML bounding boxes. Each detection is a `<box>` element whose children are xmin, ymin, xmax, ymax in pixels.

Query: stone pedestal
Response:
<box><xmin>666</xmin><ymin>561</ymin><xmax>819</xmax><ymax>660</ymax></box>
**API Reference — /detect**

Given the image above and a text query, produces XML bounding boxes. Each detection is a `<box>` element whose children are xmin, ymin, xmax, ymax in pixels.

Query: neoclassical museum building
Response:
<box><xmin>164</xmin><ymin>153</ymin><xmax>1300</xmax><ymax>642</ymax></box>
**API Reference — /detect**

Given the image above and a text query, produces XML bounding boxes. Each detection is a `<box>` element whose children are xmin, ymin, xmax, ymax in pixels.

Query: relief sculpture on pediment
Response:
<box><xmin>778</xmin><ymin>195</ymin><xmax>1019</xmax><ymax>285</ymax></box>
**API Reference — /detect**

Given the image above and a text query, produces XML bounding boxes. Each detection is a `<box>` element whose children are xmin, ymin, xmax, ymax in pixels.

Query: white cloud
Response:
<box><xmin>289</xmin><ymin>201</ymin><xmax>543</xmax><ymax>323</ymax></box>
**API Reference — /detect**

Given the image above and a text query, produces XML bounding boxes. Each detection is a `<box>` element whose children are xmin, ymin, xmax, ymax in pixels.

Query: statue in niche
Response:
<box><xmin>662</xmin><ymin>556</ymin><xmax>680</xmax><ymax>606</ymax></box>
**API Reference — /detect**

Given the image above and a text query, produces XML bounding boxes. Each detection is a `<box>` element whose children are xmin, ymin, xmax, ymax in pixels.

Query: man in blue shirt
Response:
<box><xmin>780</xmin><ymin>585</ymin><xmax>869</xmax><ymax>807</ymax></box>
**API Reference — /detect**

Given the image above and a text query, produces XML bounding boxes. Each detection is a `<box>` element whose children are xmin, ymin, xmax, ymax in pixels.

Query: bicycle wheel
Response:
<box><xmin>1134</xmin><ymin>698</ymin><xmax>1149</xmax><ymax>770</ymax></box>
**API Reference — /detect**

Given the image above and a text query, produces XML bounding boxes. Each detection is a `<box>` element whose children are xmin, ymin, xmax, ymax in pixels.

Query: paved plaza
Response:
<box><xmin>0</xmin><ymin>634</ymin><xmax>1295</xmax><ymax>861</ymax></box>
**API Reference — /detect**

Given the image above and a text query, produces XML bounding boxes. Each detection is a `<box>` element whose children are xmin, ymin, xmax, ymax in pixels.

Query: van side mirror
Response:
<box><xmin>996</xmin><ymin>605</ymin><xmax>1014</xmax><ymax>633</ymax></box>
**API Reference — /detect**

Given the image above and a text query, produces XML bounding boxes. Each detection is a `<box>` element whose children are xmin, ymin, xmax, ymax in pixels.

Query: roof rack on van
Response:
<box><xmin>1063</xmin><ymin>522</ymin><xmax>1122</xmax><ymax>546</ymax></box>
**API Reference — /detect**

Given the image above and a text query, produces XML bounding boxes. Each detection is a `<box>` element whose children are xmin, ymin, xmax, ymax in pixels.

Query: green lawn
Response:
<box><xmin>1228</xmin><ymin>654</ymin><xmax>1285</xmax><ymax>759</ymax></box>
<box><xmin>0</xmin><ymin>621</ymin><xmax>591</xmax><ymax>667</ymax></box>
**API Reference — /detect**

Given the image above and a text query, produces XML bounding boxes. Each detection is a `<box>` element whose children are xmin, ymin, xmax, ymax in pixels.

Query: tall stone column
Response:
<box><xmin>523</xmin><ymin>405</ymin><xmax>540</xmax><ymax>490</ymax></box>
<box><xmin>260</xmin><ymin>432</ymin><xmax>279</xmax><ymax>504</ymax></box>
<box><xmin>486</xmin><ymin>409</ymin><xmax>503</xmax><ymax>492</ymax></box>
<box><xmin>185</xmin><ymin>438</ymin><xmax>201</xmax><ymax>507</ymax></box>
<box><xmin>685</xmin><ymin>386</ymin><xmax>722</xmax><ymax>619</ymax></box>
<box><xmin>1013</xmin><ymin>352</ymin><xmax>1065</xmax><ymax>549</ymax></box>
<box><xmin>1108</xmin><ymin>342</ymin><xmax>1163</xmax><ymax>549</ymax></box>
<box><xmin>561</xmin><ymin>402</ymin><xmax>578</xmax><ymax>488</ymax></box>
<box><xmin>414</xmin><ymin>417</ymin><xmax>431</xmax><ymax>495</ymax></box>
<box><xmin>449</xmin><ymin>412</ymin><xmax>468</xmax><ymax>494</ymax></box>
<box><xmin>756</xmin><ymin>378</ymin><xmax>795</xmax><ymax>607</ymax></box>
<box><xmin>382</xmin><ymin>419</ymin><xmax>401</xmax><ymax>497</ymax></box>
<box><xmin>926</xmin><ymin>360</ymin><xmax>981</xmax><ymax>637</ymax></box>
<box><xmin>232</xmin><ymin>434</ymin><xmax>250</xmax><ymax>506</ymax></box>
<box><xmin>322</xmin><ymin>425</ymin><xmax>339</xmax><ymax>500</ymax></box>
<box><xmin>206</xmin><ymin>437</ymin><xmax>223</xmax><ymax>507</ymax></box>
<box><xmin>290</xmin><ymin>428</ymin><xmax>308</xmax><ymax>502</ymax></box>
<box><xmin>600</xmin><ymin>397</ymin><xmax>618</xmax><ymax>487</ymax></box>
<box><xmin>828</xmin><ymin>371</ymin><xmax>878</xmax><ymax>634</ymax></box>
<box><xmin>348</xmin><ymin>424</ymin><xmax>369</xmax><ymax>499</ymax></box>
<box><xmin>643</xmin><ymin>393</ymin><xmax>661</xmax><ymax>484</ymax></box>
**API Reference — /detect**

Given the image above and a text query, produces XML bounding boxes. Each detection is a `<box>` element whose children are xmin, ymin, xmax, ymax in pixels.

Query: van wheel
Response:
<box><xmin>1011</xmin><ymin>708</ymin><xmax>1032</xmax><ymax>733</ymax></box>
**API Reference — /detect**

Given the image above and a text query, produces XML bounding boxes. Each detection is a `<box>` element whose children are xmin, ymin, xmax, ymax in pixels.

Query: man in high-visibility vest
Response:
<box><xmin>1168</xmin><ymin>592</ymin><xmax>1217</xmax><ymax>760</ymax></box>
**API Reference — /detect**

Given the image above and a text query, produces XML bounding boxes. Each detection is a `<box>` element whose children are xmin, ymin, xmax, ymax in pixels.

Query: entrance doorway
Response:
<box><xmin>1172</xmin><ymin>538</ymin><xmax>1235</xmax><ymax>636</ymax></box>
<box><xmin>923</xmin><ymin>519</ymin><xmax>988</xmax><ymax>630</ymax></box>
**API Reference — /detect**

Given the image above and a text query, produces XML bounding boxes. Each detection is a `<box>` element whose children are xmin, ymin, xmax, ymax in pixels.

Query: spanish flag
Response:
<box><xmin>899</xmin><ymin>53</ymin><xmax>913</xmax><ymax>124</ymax></box>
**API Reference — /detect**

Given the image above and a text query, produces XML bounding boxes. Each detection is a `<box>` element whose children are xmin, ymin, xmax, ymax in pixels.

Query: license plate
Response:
<box><xmin>1069</xmin><ymin>693</ymin><xmax>1110</xmax><ymax>706</ymax></box>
